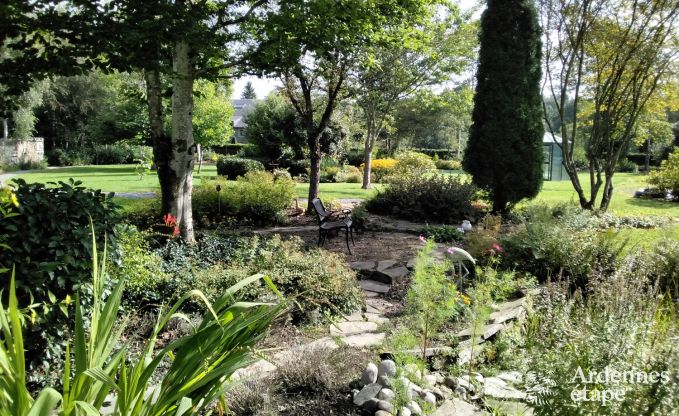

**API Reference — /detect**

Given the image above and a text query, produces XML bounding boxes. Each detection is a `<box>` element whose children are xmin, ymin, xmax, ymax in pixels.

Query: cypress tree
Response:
<box><xmin>462</xmin><ymin>0</ymin><xmax>544</xmax><ymax>214</ymax></box>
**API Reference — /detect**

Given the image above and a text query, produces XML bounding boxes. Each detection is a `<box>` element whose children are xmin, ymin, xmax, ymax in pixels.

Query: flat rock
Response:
<box><xmin>496</xmin><ymin>371</ymin><xmax>523</xmax><ymax>384</ymax></box>
<box><xmin>344</xmin><ymin>311</ymin><xmax>365</xmax><ymax>322</ymax></box>
<box><xmin>330</xmin><ymin>321</ymin><xmax>378</xmax><ymax>336</ymax></box>
<box><xmin>386</xmin><ymin>346</ymin><xmax>454</xmax><ymax>358</ymax></box>
<box><xmin>457</xmin><ymin>323</ymin><xmax>504</xmax><ymax>340</ymax></box>
<box><xmin>377</xmin><ymin>260</ymin><xmax>398</xmax><ymax>271</ymax></box>
<box><xmin>365</xmin><ymin>313</ymin><xmax>390</xmax><ymax>324</ymax></box>
<box><xmin>382</xmin><ymin>266</ymin><xmax>410</xmax><ymax>280</ymax></box>
<box><xmin>484</xmin><ymin>398</ymin><xmax>533</xmax><ymax>416</ymax></box>
<box><xmin>458</xmin><ymin>346</ymin><xmax>483</xmax><ymax>366</ymax></box>
<box><xmin>342</xmin><ymin>332</ymin><xmax>386</xmax><ymax>348</ymax></box>
<box><xmin>432</xmin><ymin>399</ymin><xmax>486</xmax><ymax>416</ymax></box>
<box><xmin>359</xmin><ymin>280</ymin><xmax>391</xmax><ymax>293</ymax></box>
<box><xmin>458</xmin><ymin>337</ymin><xmax>484</xmax><ymax>349</ymax></box>
<box><xmin>489</xmin><ymin>307</ymin><xmax>525</xmax><ymax>324</ymax></box>
<box><xmin>406</xmin><ymin>258</ymin><xmax>416</xmax><ymax>269</ymax></box>
<box><xmin>350</xmin><ymin>261</ymin><xmax>377</xmax><ymax>271</ymax></box>
<box><xmin>364</xmin><ymin>290</ymin><xmax>380</xmax><ymax>298</ymax></box>
<box><xmin>483</xmin><ymin>377</ymin><xmax>527</xmax><ymax>400</ymax></box>
<box><xmin>493</xmin><ymin>297</ymin><xmax>526</xmax><ymax>311</ymax></box>
<box><xmin>354</xmin><ymin>383</ymin><xmax>382</xmax><ymax>406</ymax></box>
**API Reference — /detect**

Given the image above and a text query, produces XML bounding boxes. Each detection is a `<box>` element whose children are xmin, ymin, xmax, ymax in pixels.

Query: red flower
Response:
<box><xmin>163</xmin><ymin>213</ymin><xmax>177</xmax><ymax>227</ymax></box>
<box><xmin>491</xmin><ymin>243</ymin><xmax>504</xmax><ymax>253</ymax></box>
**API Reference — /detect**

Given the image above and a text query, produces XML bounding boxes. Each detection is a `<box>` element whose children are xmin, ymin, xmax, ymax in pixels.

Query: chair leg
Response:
<box><xmin>345</xmin><ymin>227</ymin><xmax>352</xmax><ymax>255</ymax></box>
<box><xmin>350</xmin><ymin>226</ymin><xmax>355</xmax><ymax>246</ymax></box>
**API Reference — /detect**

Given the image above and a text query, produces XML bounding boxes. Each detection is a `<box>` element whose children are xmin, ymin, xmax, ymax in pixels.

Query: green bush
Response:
<box><xmin>334</xmin><ymin>165</ymin><xmax>363</xmax><ymax>183</ymax></box>
<box><xmin>393</xmin><ymin>151</ymin><xmax>436</xmax><ymax>175</ymax></box>
<box><xmin>434</xmin><ymin>159</ymin><xmax>462</xmax><ymax>170</ymax></box>
<box><xmin>418</xmin><ymin>224</ymin><xmax>464</xmax><ymax>243</ymax></box>
<box><xmin>320</xmin><ymin>166</ymin><xmax>340</xmax><ymax>183</ymax></box>
<box><xmin>47</xmin><ymin>148</ymin><xmax>94</xmax><ymax>166</ymax></box>
<box><xmin>648</xmin><ymin>146</ymin><xmax>679</xmax><ymax>197</ymax></box>
<box><xmin>366</xmin><ymin>173</ymin><xmax>479</xmax><ymax>223</ymax></box>
<box><xmin>0</xmin><ymin>178</ymin><xmax>119</xmax><ymax>387</ymax></box>
<box><xmin>91</xmin><ymin>144</ymin><xmax>136</xmax><ymax>164</ymax></box>
<box><xmin>193</xmin><ymin>171</ymin><xmax>295</xmax><ymax>226</ymax></box>
<box><xmin>216</xmin><ymin>156</ymin><xmax>265</xmax><ymax>179</ymax></box>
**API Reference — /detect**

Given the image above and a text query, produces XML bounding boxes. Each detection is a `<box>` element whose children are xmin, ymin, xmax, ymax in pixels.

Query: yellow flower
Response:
<box><xmin>30</xmin><ymin>309</ymin><xmax>37</xmax><ymax>325</ymax></box>
<box><xmin>10</xmin><ymin>192</ymin><xmax>19</xmax><ymax>207</ymax></box>
<box><xmin>460</xmin><ymin>294</ymin><xmax>471</xmax><ymax>306</ymax></box>
<box><xmin>64</xmin><ymin>294</ymin><xmax>72</xmax><ymax>306</ymax></box>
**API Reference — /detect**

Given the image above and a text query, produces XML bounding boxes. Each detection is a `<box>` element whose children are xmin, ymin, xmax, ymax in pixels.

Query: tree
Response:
<box><xmin>540</xmin><ymin>0</ymin><xmax>679</xmax><ymax>210</ymax></box>
<box><xmin>241</xmin><ymin>81</ymin><xmax>257</xmax><ymax>99</ymax></box>
<box><xmin>193</xmin><ymin>80</ymin><xmax>235</xmax><ymax>147</ymax></box>
<box><xmin>247</xmin><ymin>0</ymin><xmax>435</xmax><ymax>212</ymax></box>
<box><xmin>353</xmin><ymin>5</ymin><xmax>477</xmax><ymax>188</ymax></box>
<box><xmin>463</xmin><ymin>0</ymin><xmax>544</xmax><ymax>214</ymax></box>
<box><xmin>244</xmin><ymin>93</ymin><xmax>306</xmax><ymax>161</ymax></box>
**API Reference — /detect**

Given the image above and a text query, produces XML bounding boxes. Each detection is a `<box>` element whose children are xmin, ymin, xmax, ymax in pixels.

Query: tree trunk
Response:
<box><xmin>170</xmin><ymin>40</ymin><xmax>196</xmax><ymax>242</ymax></box>
<box><xmin>644</xmin><ymin>139</ymin><xmax>651</xmax><ymax>172</ymax></box>
<box><xmin>144</xmin><ymin>69</ymin><xmax>175</xmax><ymax>217</ymax></box>
<box><xmin>599</xmin><ymin>172</ymin><xmax>614</xmax><ymax>211</ymax></box>
<box><xmin>2</xmin><ymin>118</ymin><xmax>7</xmax><ymax>139</ymax></box>
<box><xmin>362</xmin><ymin>148</ymin><xmax>373</xmax><ymax>189</ymax></box>
<box><xmin>307</xmin><ymin>133</ymin><xmax>322</xmax><ymax>213</ymax></box>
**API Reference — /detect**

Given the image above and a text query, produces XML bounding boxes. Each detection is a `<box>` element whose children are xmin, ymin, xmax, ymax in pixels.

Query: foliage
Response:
<box><xmin>216</xmin><ymin>157</ymin><xmax>265</xmax><ymax>180</ymax></box>
<box><xmin>241</xmin><ymin>81</ymin><xmax>257</xmax><ymax>99</ymax></box>
<box><xmin>366</xmin><ymin>173</ymin><xmax>479</xmax><ymax>223</ymax></box>
<box><xmin>192</xmin><ymin>79</ymin><xmax>235</xmax><ymax>147</ymax></box>
<box><xmin>393</xmin><ymin>151</ymin><xmax>437</xmax><ymax>176</ymax></box>
<box><xmin>334</xmin><ymin>165</ymin><xmax>363</xmax><ymax>183</ymax></box>
<box><xmin>463</xmin><ymin>0</ymin><xmax>544</xmax><ymax>213</ymax></box>
<box><xmin>360</xmin><ymin>158</ymin><xmax>397</xmax><ymax>182</ymax></box>
<box><xmin>434</xmin><ymin>158</ymin><xmax>462</xmax><ymax>170</ymax></box>
<box><xmin>418</xmin><ymin>224</ymin><xmax>464</xmax><ymax>243</ymax></box>
<box><xmin>46</xmin><ymin>144</ymin><xmax>149</xmax><ymax>166</ymax></box>
<box><xmin>0</xmin><ymin>178</ymin><xmax>119</xmax><ymax>387</ymax></box>
<box><xmin>523</xmin><ymin>267</ymin><xmax>679</xmax><ymax>415</ymax></box>
<box><xmin>0</xmin><ymin>236</ymin><xmax>286</xmax><ymax>416</ymax></box>
<box><xmin>193</xmin><ymin>171</ymin><xmax>295</xmax><ymax>226</ymax></box>
<box><xmin>406</xmin><ymin>240</ymin><xmax>462</xmax><ymax>360</ymax></box>
<box><xmin>648</xmin><ymin>146</ymin><xmax>679</xmax><ymax>196</ymax></box>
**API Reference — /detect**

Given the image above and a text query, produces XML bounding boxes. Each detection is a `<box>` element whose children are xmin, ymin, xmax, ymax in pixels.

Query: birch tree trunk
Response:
<box><xmin>170</xmin><ymin>40</ymin><xmax>196</xmax><ymax>242</ymax></box>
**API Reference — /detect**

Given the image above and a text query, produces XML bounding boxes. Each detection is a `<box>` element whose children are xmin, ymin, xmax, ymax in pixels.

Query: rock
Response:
<box><xmin>483</xmin><ymin>377</ymin><xmax>527</xmax><ymax>400</ymax></box>
<box><xmin>342</xmin><ymin>332</ymin><xmax>386</xmax><ymax>348</ymax></box>
<box><xmin>484</xmin><ymin>398</ymin><xmax>534</xmax><ymax>416</ymax></box>
<box><xmin>421</xmin><ymin>391</ymin><xmax>436</xmax><ymax>405</ymax></box>
<box><xmin>362</xmin><ymin>363</ymin><xmax>379</xmax><ymax>385</ymax></box>
<box><xmin>231</xmin><ymin>359</ymin><xmax>277</xmax><ymax>380</ymax></box>
<box><xmin>489</xmin><ymin>307</ymin><xmax>525</xmax><ymax>324</ymax></box>
<box><xmin>365</xmin><ymin>313</ymin><xmax>390</xmax><ymax>324</ymax></box>
<box><xmin>423</xmin><ymin>374</ymin><xmax>437</xmax><ymax>387</ymax></box>
<box><xmin>353</xmin><ymin>383</ymin><xmax>382</xmax><ymax>406</ymax></box>
<box><xmin>456</xmin><ymin>377</ymin><xmax>474</xmax><ymax>392</ymax></box>
<box><xmin>378</xmin><ymin>359</ymin><xmax>397</xmax><ymax>377</ymax></box>
<box><xmin>403</xmin><ymin>363</ymin><xmax>422</xmax><ymax>380</ymax></box>
<box><xmin>378</xmin><ymin>400</ymin><xmax>395</xmax><ymax>413</ymax></box>
<box><xmin>398</xmin><ymin>407</ymin><xmax>412</xmax><ymax>416</ymax></box>
<box><xmin>493</xmin><ymin>297</ymin><xmax>526</xmax><ymax>311</ymax></box>
<box><xmin>362</xmin><ymin>398</ymin><xmax>380</xmax><ymax>412</ymax></box>
<box><xmin>364</xmin><ymin>290</ymin><xmax>380</xmax><ymax>298</ymax></box>
<box><xmin>443</xmin><ymin>375</ymin><xmax>458</xmax><ymax>389</ymax></box>
<box><xmin>381</xmin><ymin>266</ymin><xmax>410</xmax><ymax>281</ymax></box>
<box><xmin>431</xmin><ymin>398</ymin><xmax>483</xmax><ymax>416</ymax></box>
<box><xmin>458</xmin><ymin>337</ymin><xmax>484</xmax><ymax>349</ymax></box>
<box><xmin>344</xmin><ymin>311</ymin><xmax>364</xmax><ymax>322</ymax></box>
<box><xmin>359</xmin><ymin>280</ymin><xmax>391</xmax><ymax>293</ymax></box>
<box><xmin>377</xmin><ymin>260</ymin><xmax>398</xmax><ymax>271</ymax></box>
<box><xmin>406</xmin><ymin>401</ymin><xmax>422</xmax><ymax>415</ymax></box>
<box><xmin>433</xmin><ymin>372</ymin><xmax>445</xmax><ymax>384</ymax></box>
<box><xmin>458</xmin><ymin>346</ymin><xmax>483</xmax><ymax>366</ymax></box>
<box><xmin>406</xmin><ymin>258</ymin><xmax>416</xmax><ymax>270</ymax></box>
<box><xmin>378</xmin><ymin>388</ymin><xmax>395</xmax><ymax>401</ymax></box>
<box><xmin>377</xmin><ymin>375</ymin><xmax>392</xmax><ymax>387</ymax></box>
<box><xmin>496</xmin><ymin>371</ymin><xmax>523</xmax><ymax>384</ymax></box>
<box><xmin>456</xmin><ymin>323</ymin><xmax>503</xmax><ymax>341</ymax></box>
<box><xmin>350</xmin><ymin>260</ymin><xmax>377</xmax><ymax>271</ymax></box>
<box><xmin>331</xmin><ymin>321</ymin><xmax>379</xmax><ymax>336</ymax></box>
<box><xmin>430</xmin><ymin>387</ymin><xmax>446</xmax><ymax>400</ymax></box>
<box><xmin>454</xmin><ymin>386</ymin><xmax>467</xmax><ymax>397</ymax></box>
<box><xmin>375</xmin><ymin>411</ymin><xmax>393</xmax><ymax>416</ymax></box>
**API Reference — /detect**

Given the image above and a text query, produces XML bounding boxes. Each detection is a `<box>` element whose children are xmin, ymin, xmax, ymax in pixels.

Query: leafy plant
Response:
<box><xmin>418</xmin><ymin>224</ymin><xmax>464</xmax><ymax>243</ymax></box>
<box><xmin>366</xmin><ymin>173</ymin><xmax>479</xmax><ymax>223</ymax></box>
<box><xmin>648</xmin><ymin>146</ymin><xmax>679</xmax><ymax>197</ymax></box>
<box><xmin>216</xmin><ymin>157</ymin><xmax>265</xmax><ymax>180</ymax></box>
<box><xmin>0</xmin><ymin>228</ymin><xmax>287</xmax><ymax>415</ymax></box>
<box><xmin>393</xmin><ymin>151</ymin><xmax>436</xmax><ymax>176</ymax></box>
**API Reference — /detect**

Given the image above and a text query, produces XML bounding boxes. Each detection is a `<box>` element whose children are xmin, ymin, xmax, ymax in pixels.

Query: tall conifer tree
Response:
<box><xmin>463</xmin><ymin>0</ymin><xmax>544</xmax><ymax>213</ymax></box>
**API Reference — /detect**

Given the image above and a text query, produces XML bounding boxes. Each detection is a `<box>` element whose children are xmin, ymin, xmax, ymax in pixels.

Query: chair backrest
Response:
<box><xmin>311</xmin><ymin>198</ymin><xmax>329</xmax><ymax>224</ymax></box>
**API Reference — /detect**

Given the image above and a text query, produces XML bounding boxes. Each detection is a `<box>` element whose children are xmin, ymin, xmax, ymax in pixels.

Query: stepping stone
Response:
<box><xmin>350</xmin><ymin>261</ymin><xmax>377</xmax><ymax>271</ymax></box>
<box><xmin>406</xmin><ymin>258</ymin><xmax>416</xmax><ymax>269</ymax></box>
<box><xmin>489</xmin><ymin>307</ymin><xmax>525</xmax><ymax>324</ymax></box>
<box><xmin>377</xmin><ymin>260</ymin><xmax>398</xmax><ymax>271</ymax></box>
<box><xmin>496</xmin><ymin>371</ymin><xmax>523</xmax><ymax>384</ymax></box>
<box><xmin>458</xmin><ymin>337</ymin><xmax>484</xmax><ymax>349</ymax></box>
<box><xmin>458</xmin><ymin>346</ymin><xmax>484</xmax><ymax>366</ymax></box>
<box><xmin>384</xmin><ymin>346</ymin><xmax>453</xmax><ymax>358</ymax></box>
<box><xmin>483</xmin><ymin>377</ymin><xmax>527</xmax><ymax>400</ymax></box>
<box><xmin>381</xmin><ymin>266</ymin><xmax>410</xmax><ymax>281</ymax></box>
<box><xmin>354</xmin><ymin>383</ymin><xmax>382</xmax><ymax>406</ymax></box>
<box><xmin>364</xmin><ymin>313</ymin><xmax>389</xmax><ymax>324</ymax></box>
<box><xmin>364</xmin><ymin>290</ymin><xmax>380</xmax><ymax>298</ymax></box>
<box><xmin>484</xmin><ymin>398</ymin><xmax>533</xmax><ymax>416</ymax></box>
<box><xmin>359</xmin><ymin>280</ymin><xmax>391</xmax><ymax>294</ymax></box>
<box><xmin>492</xmin><ymin>297</ymin><xmax>526</xmax><ymax>311</ymax></box>
<box><xmin>344</xmin><ymin>311</ymin><xmax>365</xmax><ymax>322</ymax></box>
<box><xmin>432</xmin><ymin>398</ymin><xmax>487</xmax><ymax>416</ymax></box>
<box><xmin>457</xmin><ymin>323</ymin><xmax>503</xmax><ymax>341</ymax></box>
<box><xmin>366</xmin><ymin>304</ymin><xmax>381</xmax><ymax>314</ymax></box>
<box><xmin>342</xmin><ymin>332</ymin><xmax>386</xmax><ymax>348</ymax></box>
<box><xmin>330</xmin><ymin>321</ymin><xmax>378</xmax><ymax>336</ymax></box>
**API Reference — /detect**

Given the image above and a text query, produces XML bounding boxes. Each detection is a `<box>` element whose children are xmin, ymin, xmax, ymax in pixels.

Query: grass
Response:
<box><xmin>9</xmin><ymin>165</ymin><xmax>679</xmax><ymax>218</ymax></box>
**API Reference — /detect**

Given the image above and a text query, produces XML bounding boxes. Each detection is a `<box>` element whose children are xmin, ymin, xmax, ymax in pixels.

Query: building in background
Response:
<box><xmin>231</xmin><ymin>99</ymin><xmax>259</xmax><ymax>143</ymax></box>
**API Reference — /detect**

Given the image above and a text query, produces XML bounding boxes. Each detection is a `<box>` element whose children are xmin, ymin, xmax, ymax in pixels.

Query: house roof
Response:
<box><xmin>231</xmin><ymin>99</ymin><xmax>259</xmax><ymax>129</ymax></box>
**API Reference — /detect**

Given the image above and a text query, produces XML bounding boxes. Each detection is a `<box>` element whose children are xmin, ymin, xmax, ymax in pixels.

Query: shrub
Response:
<box><xmin>435</xmin><ymin>159</ymin><xmax>462</xmax><ymax>170</ymax></box>
<box><xmin>366</xmin><ymin>173</ymin><xmax>479</xmax><ymax>223</ymax></box>
<box><xmin>360</xmin><ymin>158</ymin><xmax>397</xmax><ymax>182</ymax></box>
<box><xmin>320</xmin><ymin>166</ymin><xmax>340</xmax><ymax>183</ymax></box>
<box><xmin>47</xmin><ymin>148</ymin><xmax>94</xmax><ymax>166</ymax></box>
<box><xmin>334</xmin><ymin>165</ymin><xmax>363</xmax><ymax>183</ymax></box>
<box><xmin>393</xmin><ymin>151</ymin><xmax>436</xmax><ymax>175</ymax></box>
<box><xmin>193</xmin><ymin>171</ymin><xmax>295</xmax><ymax>226</ymax></box>
<box><xmin>91</xmin><ymin>143</ymin><xmax>136</xmax><ymax>164</ymax></box>
<box><xmin>615</xmin><ymin>157</ymin><xmax>638</xmax><ymax>173</ymax></box>
<box><xmin>216</xmin><ymin>156</ymin><xmax>265</xmax><ymax>179</ymax></box>
<box><xmin>0</xmin><ymin>179</ymin><xmax>118</xmax><ymax>387</ymax></box>
<box><xmin>17</xmin><ymin>156</ymin><xmax>48</xmax><ymax>171</ymax></box>
<box><xmin>418</xmin><ymin>224</ymin><xmax>464</xmax><ymax>243</ymax></box>
<box><xmin>279</xmin><ymin>158</ymin><xmax>310</xmax><ymax>177</ymax></box>
<box><xmin>648</xmin><ymin>146</ymin><xmax>679</xmax><ymax>197</ymax></box>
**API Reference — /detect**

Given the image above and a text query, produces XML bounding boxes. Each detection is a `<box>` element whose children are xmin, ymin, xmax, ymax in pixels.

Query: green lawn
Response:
<box><xmin>10</xmin><ymin>165</ymin><xmax>679</xmax><ymax>218</ymax></box>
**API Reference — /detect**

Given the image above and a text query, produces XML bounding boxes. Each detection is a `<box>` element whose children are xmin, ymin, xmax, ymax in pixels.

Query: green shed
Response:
<box><xmin>543</xmin><ymin>133</ymin><xmax>569</xmax><ymax>181</ymax></box>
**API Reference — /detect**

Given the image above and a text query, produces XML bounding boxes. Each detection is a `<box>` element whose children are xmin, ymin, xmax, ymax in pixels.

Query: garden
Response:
<box><xmin>1</xmin><ymin>0</ymin><xmax>679</xmax><ymax>416</ymax></box>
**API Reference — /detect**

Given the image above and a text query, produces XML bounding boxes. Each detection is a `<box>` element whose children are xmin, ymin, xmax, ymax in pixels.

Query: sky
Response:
<box><xmin>230</xmin><ymin>0</ymin><xmax>482</xmax><ymax>99</ymax></box>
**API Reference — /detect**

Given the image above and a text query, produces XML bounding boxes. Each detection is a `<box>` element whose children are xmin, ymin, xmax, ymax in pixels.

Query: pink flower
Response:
<box><xmin>163</xmin><ymin>213</ymin><xmax>177</xmax><ymax>227</ymax></box>
<box><xmin>419</xmin><ymin>235</ymin><xmax>426</xmax><ymax>243</ymax></box>
<box><xmin>491</xmin><ymin>243</ymin><xmax>504</xmax><ymax>253</ymax></box>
